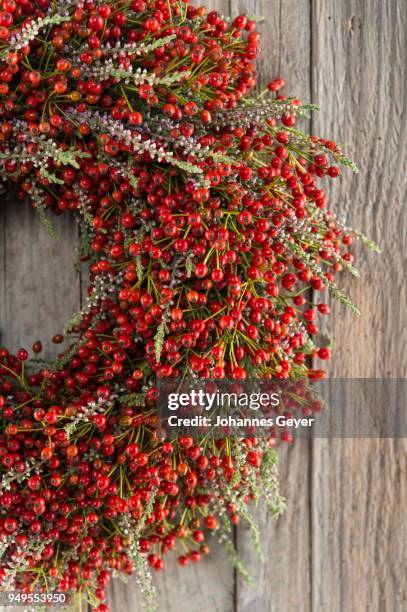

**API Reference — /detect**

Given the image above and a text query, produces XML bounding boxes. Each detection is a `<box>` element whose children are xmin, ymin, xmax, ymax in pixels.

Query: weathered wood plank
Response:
<box><xmin>0</xmin><ymin>195</ymin><xmax>80</xmax><ymax>359</ymax></box>
<box><xmin>311</xmin><ymin>0</ymin><xmax>407</xmax><ymax>610</ymax></box>
<box><xmin>108</xmin><ymin>548</ymin><xmax>234</xmax><ymax>612</ymax></box>
<box><xmin>236</xmin><ymin>441</ymin><xmax>312</xmax><ymax>612</ymax></box>
<box><xmin>232</xmin><ymin>2</ymin><xmax>313</xmax><ymax>611</ymax></box>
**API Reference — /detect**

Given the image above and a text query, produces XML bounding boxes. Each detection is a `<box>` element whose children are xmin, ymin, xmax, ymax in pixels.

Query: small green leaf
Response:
<box><xmin>159</xmin><ymin>70</ymin><xmax>190</xmax><ymax>86</ymax></box>
<box><xmin>334</xmin><ymin>152</ymin><xmax>359</xmax><ymax>173</ymax></box>
<box><xmin>174</xmin><ymin>159</ymin><xmax>202</xmax><ymax>174</ymax></box>
<box><xmin>136</xmin><ymin>255</ymin><xmax>144</xmax><ymax>282</ymax></box>
<box><xmin>352</xmin><ymin>230</ymin><xmax>381</xmax><ymax>252</ymax></box>
<box><xmin>119</xmin><ymin>392</ymin><xmax>146</xmax><ymax>406</ymax></box>
<box><xmin>129</xmin><ymin>175</ymin><xmax>139</xmax><ymax>189</ymax></box>
<box><xmin>35</xmin><ymin>202</ymin><xmax>60</xmax><ymax>241</ymax></box>
<box><xmin>286</xmin><ymin>241</ymin><xmax>361</xmax><ymax>315</ymax></box>
<box><xmin>185</xmin><ymin>255</ymin><xmax>194</xmax><ymax>278</ymax></box>
<box><xmin>56</xmin><ymin>149</ymin><xmax>91</xmax><ymax>169</ymax></box>
<box><xmin>212</xmin><ymin>152</ymin><xmax>236</xmax><ymax>165</ymax></box>
<box><xmin>154</xmin><ymin>318</ymin><xmax>167</xmax><ymax>362</ymax></box>
<box><xmin>39</xmin><ymin>168</ymin><xmax>64</xmax><ymax>185</ymax></box>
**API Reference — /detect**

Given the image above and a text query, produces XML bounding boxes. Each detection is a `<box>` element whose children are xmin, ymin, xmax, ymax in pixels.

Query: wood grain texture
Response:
<box><xmin>236</xmin><ymin>441</ymin><xmax>312</xmax><ymax>612</ymax></box>
<box><xmin>312</xmin><ymin>0</ymin><xmax>407</xmax><ymax>379</ymax></box>
<box><xmin>311</xmin><ymin>1</ymin><xmax>407</xmax><ymax>611</ymax></box>
<box><xmin>233</xmin><ymin>2</ymin><xmax>313</xmax><ymax>611</ymax></box>
<box><xmin>0</xmin><ymin>194</ymin><xmax>80</xmax><ymax>358</ymax></box>
<box><xmin>108</xmin><ymin>548</ymin><xmax>234</xmax><ymax>612</ymax></box>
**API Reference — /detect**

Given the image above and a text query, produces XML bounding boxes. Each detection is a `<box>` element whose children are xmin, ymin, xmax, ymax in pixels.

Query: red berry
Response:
<box><xmin>318</xmin><ymin>347</ymin><xmax>331</xmax><ymax>360</ymax></box>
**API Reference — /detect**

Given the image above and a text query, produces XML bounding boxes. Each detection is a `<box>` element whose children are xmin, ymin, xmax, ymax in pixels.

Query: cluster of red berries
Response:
<box><xmin>0</xmin><ymin>0</ymin><xmax>362</xmax><ymax>609</ymax></box>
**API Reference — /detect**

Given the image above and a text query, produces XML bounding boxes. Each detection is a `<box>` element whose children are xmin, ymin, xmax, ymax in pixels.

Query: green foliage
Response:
<box><xmin>64</xmin><ymin>310</ymin><xmax>84</xmax><ymax>334</ymax></box>
<box><xmin>138</xmin><ymin>34</ymin><xmax>176</xmax><ymax>54</ymax></box>
<box><xmin>154</xmin><ymin>317</ymin><xmax>168</xmax><ymax>362</ymax></box>
<box><xmin>239</xmin><ymin>504</ymin><xmax>264</xmax><ymax>562</ymax></box>
<box><xmin>286</xmin><ymin>241</ymin><xmax>361</xmax><ymax>315</ymax></box>
<box><xmin>218</xmin><ymin>515</ymin><xmax>253</xmax><ymax>584</ymax></box>
<box><xmin>185</xmin><ymin>255</ymin><xmax>194</xmax><ymax>278</ymax></box>
<box><xmin>118</xmin><ymin>393</ymin><xmax>146</xmax><ymax>407</ymax></box>
<box><xmin>135</xmin><ymin>255</ymin><xmax>144</xmax><ymax>282</ymax></box>
<box><xmin>336</xmin><ymin>256</ymin><xmax>360</xmax><ymax>278</ymax></box>
<box><xmin>54</xmin><ymin>149</ymin><xmax>91</xmax><ymax>169</ymax></box>
<box><xmin>35</xmin><ymin>201</ymin><xmax>60</xmax><ymax>241</ymax></box>
<box><xmin>39</xmin><ymin>168</ymin><xmax>64</xmax><ymax>185</ymax></box>
<box><xmin>296</xmin><ymin>102</ymin><xmax>321</xmax><ymax>117</ymax></box>
<box><xmin>129</xmin><ymin>175</ymin><xmax>139</xmax><ymax>190</ymax></box>
<box><xmin>159</xmin><ymin>70</ymin><xmax>190</xmax><ymax>86</ymax></box>
<box><xmin>212</xmin><ymin>152</ymin><xmax>236</xmax><ymax>165</ymax></box>
<box><xmin>104</xmin><ymin>35</ymin><xmax>176</xmax><ymax>58</ymax></box>
<box><xmin>259</xmin><ymin>449</ymin><xmax>287</xmax><ymax>517</ymax></box>
<box><xmin>174</xmin><ymin>159</ymin><xmax>203</xmax><ymax>174</ymax></box>
<box><xmin>123</xmin><ymin>491</ymin><xmax>159</xmax><ymax>612</ymax></box>
<box><xmin>352</xmin><ymin>230</ymin><xmax>381</xmax><ymax>252</ymax></box>
<box><xmin>334</xmin><ymin>151</ymin><xmax>359</xmax><ymax>173</ymax></box>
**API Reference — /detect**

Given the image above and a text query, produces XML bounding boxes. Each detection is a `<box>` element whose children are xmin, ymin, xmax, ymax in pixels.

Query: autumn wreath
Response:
<box><xmin>0</xmin><ymin>0</ymin><xmax>378</xmax><ymax>610</ymax></box>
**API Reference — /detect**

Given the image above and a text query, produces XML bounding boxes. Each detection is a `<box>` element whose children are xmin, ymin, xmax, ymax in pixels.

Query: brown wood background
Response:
<box><xmin>0</xmin><ymin>1</ymin><xmax>406</xmax><ymax>611</ymax></box>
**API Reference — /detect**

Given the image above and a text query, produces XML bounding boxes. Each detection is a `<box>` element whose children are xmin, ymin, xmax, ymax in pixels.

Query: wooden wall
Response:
<box><xmin>0</xmin><ymin>1</ymin><xmax>405</xmax><ymax>611</ymax></box>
